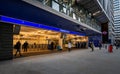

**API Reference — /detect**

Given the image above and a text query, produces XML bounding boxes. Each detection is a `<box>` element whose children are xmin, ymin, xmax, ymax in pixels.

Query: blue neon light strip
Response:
<box><xmin>0</xmin><ymin>16</ymin><xmax>86</xmax><ymax>36</ymax></box>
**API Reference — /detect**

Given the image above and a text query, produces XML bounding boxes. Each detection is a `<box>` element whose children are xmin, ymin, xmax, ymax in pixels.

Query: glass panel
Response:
<box><xmin>73</xmin><ymin>13</ymin><xmax>76</xmax><ymax>19</ymax></box>
<box><xmin>79</xmin><ymin>10</ymin><xmax>85</xmax><ymax>23</ymax></box>
<box><xmin>55</xmin><ymin>0</ymin><xmax>58</xmax><ymax>2</ymax></box>
<box><xmin>37</xmin><ymin>0</ymin><xmax>100</xmax><ymax>32</ymax></box>
<box><xmin>63</xmin><ymin>7</ymin><xmax>67</xmax><ymax>13</ymax></box>
<box><xmin>52</xmin><ymin>1</ymin><xmax>59</xmax><ymax>11</ymax></box>
<box><xmin>69</xmin><ymin>7</ymin><xmax>73</xmax><ymax>17</ymax></box>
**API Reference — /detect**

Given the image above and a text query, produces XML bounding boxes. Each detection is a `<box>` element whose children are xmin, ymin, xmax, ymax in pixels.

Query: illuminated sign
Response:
<box><xmin>102</xmin><ymin>31</ymin><xmax>107</xmax><ymax>35</ymax></box>
<box><xmin>60</xmin><ymin>29</ymin><xmax>70</xmax><ymax>33</ymax></box>
<box><xmin>0</xmin><ymin>15</ymin><xmax>86</xmax><ymax>36</ymax></box>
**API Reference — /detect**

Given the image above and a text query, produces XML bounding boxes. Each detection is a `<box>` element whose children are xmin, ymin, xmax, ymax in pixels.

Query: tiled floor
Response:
<box><xmin>1</xmin><ymin>47</ymin><xmax>120</xmax><ymax>74</ymax></box>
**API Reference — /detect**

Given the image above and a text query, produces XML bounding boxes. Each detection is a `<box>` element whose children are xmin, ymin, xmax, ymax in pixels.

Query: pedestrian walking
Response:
<box><xmin>99</xmin><ymin>41</ymin><xmax>102</xmax><ymax>50</ymax></box>
<box><xmin>108</xmin><ymin>44</ymin><xmax>113</xmax><ymax>53</ymax></box>
<box><xmin>23</xmin><ymin>41</ymin><xmax>28</xmax><ymax>52</ymax></box>
<box><xmin>116</xmin><ymin>43</ymin><xmax>119</xmax><ymax>49</ymax></box>
<box><xmin>68</xmin><ymin>41</ymin><xmax>72</xmax><ymax>52</ymax></box>
<box><xmin>56</xmin><ymin>44</ymin><xmax>62</xmax><ymax>51</ymax></box>
<box><xmin>90</xmin><ymin>42</ymin><xmax>94</xmax><ymax>52</ymax></box>
<box><xmin>14</xmin><ymin>41</ymin><xmax>22</xmax><ymax>56</ymax></box>
<box><xmin>51</xmin><ymin>42</ymin><xmax>54</xmax><ymax>50</ymax></box>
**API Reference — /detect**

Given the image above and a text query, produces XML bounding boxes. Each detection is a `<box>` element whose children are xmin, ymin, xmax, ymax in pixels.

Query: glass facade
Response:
<box><xmin>37</xmin><ymin>0</ymin><xmax>101</xmax><ymax>31</ymax></box>
<box><xmin>113</xmin><ymin>0</ymin><xmax>120</xmax><ymax>40</ymax></box>
<box><xmin>99</xmin><ymin>0</ymin><xmax>115</xmax><ymax>44</ymax></box>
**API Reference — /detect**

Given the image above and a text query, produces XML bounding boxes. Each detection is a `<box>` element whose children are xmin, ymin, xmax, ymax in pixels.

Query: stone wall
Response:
<box><xmin>0</xmin><ymin>22</ymin><xmax>13</xmax><ymax>60</ymax></box>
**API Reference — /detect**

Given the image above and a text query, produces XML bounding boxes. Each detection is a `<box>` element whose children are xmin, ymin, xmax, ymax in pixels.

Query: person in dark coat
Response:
<box><xmin>99</xmin><ymin>42</ymin><xmax>102</xmax><ymax>50</ymax></box>
<box><xmin>51</xmin><ymin>42</ymin><xmax>54</xmax><ymax>50</ymax></box>
<box><xmin>89</xmin><ymin>42</ymin><xmax>94</xmax><ymax>52</ymax></box>
<box><xmin>23</xmin><ymin>41</ymin><xmax>29</xmax><ymax>52</ymax></box>
<box><xmin>14</xmin><ymin>41</ymin><xmax>22</xmax><ymax>56</ymax></box>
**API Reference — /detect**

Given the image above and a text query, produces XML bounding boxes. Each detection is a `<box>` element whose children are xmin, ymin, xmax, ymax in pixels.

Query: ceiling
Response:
<box><xmin>76</xmin><ymin>0</ymin><xmax>109</xmax><ymax>23</ymax></box>
<box><xmin>20</xmin><ymin>26</ymin><xmax>60</xmax><ymax>36</ymax></box>
<box><xmin>17</xmin><ymin>25</ymin><xmax>86</xmax><ymax>40</ymax></box>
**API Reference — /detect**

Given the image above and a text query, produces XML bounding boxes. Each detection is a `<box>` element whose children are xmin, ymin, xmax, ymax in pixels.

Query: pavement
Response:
<box><xmin>0</xmin><ymin>47</ymin><xmax>120</xmax><ymax>74</ymax></box>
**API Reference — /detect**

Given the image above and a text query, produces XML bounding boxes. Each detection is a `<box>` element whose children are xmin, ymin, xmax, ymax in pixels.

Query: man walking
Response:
<box><xmin>14</xmin><ymin>41</ymin><xmax>22</xmax><ymax>56</ymax></box>
<box><xmin>90</xmin><ymin>42</ymin><xmax>94</xmax><ymax>52</ymax></box>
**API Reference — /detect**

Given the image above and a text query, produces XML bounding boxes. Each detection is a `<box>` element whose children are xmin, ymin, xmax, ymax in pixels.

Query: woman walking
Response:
<box><xmin>68</xmin><ymin>41</ymin><xmax>72</xmax><ymax>52</ymax></box>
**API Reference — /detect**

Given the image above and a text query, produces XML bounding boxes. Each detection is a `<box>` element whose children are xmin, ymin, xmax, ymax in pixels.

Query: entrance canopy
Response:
<box><xmin>0</xmin><ymin>15</ymin><xmax>85</xmax><ymax>36</ymax></box>
<box><xmin>0</xmin><ymin>0</ymin><xmax>101</xmax><ymax>36</ymax></box>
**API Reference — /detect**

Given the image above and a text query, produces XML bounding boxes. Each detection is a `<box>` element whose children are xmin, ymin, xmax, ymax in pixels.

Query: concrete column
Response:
<box><xmin>59</xmin><ymin>38</ymin><xmax>63</xmax><ymax>49</ymax></box>
<box><xmin>59</xmin><ymin>33</ymin><xmax>64</xmax><ymax>49</ymax></box>
<box><xmin>0</xmin><ymin>22</ymin><xmax>13</xmax><ymax>60</ymax></box>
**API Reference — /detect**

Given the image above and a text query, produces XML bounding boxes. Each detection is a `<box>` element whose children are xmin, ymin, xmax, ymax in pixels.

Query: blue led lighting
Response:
<box><xmin>23</xmin><ymin>21</ymin><xmax>40</xmax><ymax>28</ymax></box>
<box><xmin>0</xmin><ymin>15</ymin><xmax>86</xmax><ymax>36</ymax></box>
<box><xmin>1</xmin><ymin>16</ymin><xmax>24</xmax><ymax>24</ymax></box>
<box><xmin>60</xmin><ymin>29</ymin><xmax>70</xmax><ymax>33</ymax></box>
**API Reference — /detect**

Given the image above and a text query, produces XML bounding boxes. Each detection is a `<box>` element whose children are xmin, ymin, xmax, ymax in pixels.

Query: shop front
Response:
<box><xmin>0</xmin><ymin>15</ymin><xmax>88</xmax><ymax>58</ymax></box>
<box><xmin>13</xmin><ymin>25</ymin><xmax>88</xmax><ymax>56</ymax></box>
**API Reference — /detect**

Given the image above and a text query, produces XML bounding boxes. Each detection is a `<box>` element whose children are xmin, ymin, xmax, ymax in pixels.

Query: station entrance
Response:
<box><xmin>13</xmin><ymin>25</ymin><xmax>88</xmax><ymax>57</ymax></box>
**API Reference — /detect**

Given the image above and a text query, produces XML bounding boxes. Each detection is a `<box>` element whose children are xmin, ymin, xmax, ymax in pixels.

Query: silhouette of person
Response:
<box><xmin>51</xmin><ymin>42</ymin><xmax>54</xmax><ymax>50</ymax></box>
<box><xmin>90</xmin><ymin>42</ymin><xmax>94</xmax><ymax>52</ymax></box>
<box><xmin>14</xmin><ymin>41</ymin><xmax>22</xmax><ymax>56</ymax></box>
<box><xmin>23</xmin><ymin>41</ymin><xmax>28</xmax><ymax>52</ymax></box>
<box><xmin>99</xmin><ymin>41</ymin><xmax>102</xmax><ymax>50</ymax></box>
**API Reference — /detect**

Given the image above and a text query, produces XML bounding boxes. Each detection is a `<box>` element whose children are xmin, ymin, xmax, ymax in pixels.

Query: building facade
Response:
<box><xmin>113</xmin><ymin>0</ymin><xmax>120</xmax><ymax>41</ymax></box>
<box><xmin>98</xmin><ymin>0</ymin><xmax>115</xmax><ymax>44</ymax></box>
<box><xmin>0</xmin><ymin>0</ymin><xmax>113</xmax><ymax>60</ymax></box>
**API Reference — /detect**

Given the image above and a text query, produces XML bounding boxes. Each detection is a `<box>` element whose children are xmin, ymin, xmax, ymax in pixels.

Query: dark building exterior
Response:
<box><xmin>0</xmin><ymin>0</ymin><xmax>113</xmax><ymax>60</ymax></box>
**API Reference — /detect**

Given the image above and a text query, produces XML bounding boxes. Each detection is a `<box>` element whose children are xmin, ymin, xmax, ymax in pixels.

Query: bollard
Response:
<box><xmin>108</xmin><ymin>45</ymin><xmax>113</xmax><ymax>53</ymax></box>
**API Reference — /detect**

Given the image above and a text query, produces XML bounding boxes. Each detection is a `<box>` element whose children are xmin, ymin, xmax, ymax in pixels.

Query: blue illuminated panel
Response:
<box><xmin>0</xmin><ymin>15</ymin><xmax>86</xmax><ymax>36</ymax></box>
